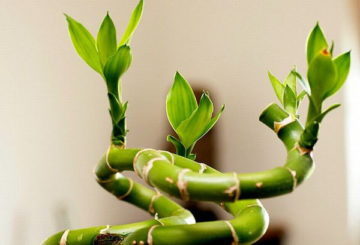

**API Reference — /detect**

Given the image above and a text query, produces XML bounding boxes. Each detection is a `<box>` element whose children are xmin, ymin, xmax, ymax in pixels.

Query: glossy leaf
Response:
<box><xmin>314</xmin><ymin>104</ymin><xmax>340</xmax><ymax>123</ymax></box>
<box><xmin>119</xmin><ymin>0</ymin><xmax>144</xmax><ymax>46</ymax></box>
<box><xmin>201</xmin><ymin>104</ymin><xmax>225</xmax><ymax>137</ymax></box>
<box><xmin>284</xmin><ymin>69</ymin><xmax>296</xmax><ymax>95</ymax></box>
<box><xmin>65</xmin><ymin>14</ymin><xmax>102</xmax><ymax>74</ymax></box>
<box><xmin>166</xmin><ymin>72</ymin><xmax>197</xmax><ymax>130</ymax></box>
<box><xmin>104</xmin><ymin>45</ymin><xmax>132</xmax><ymax>95</ymax></box>
<box><xmin>307</xmin><ymin>23</ymin><xmax>328</xmax><ymax>64</ymax></box>
<box><xmin>97</xmin><ymin>13</ymin><xmax>117</xmax><ymax>66</ymax></box>
<box><xmin>326</xmin><ymin>51</ymin><xmax>351</xmax><ymax>98</ymax></box>
<box><xmin>176</xmin><ymin>93</ymin><xmax>213</xmax><ymax>149</ymax></box>
<box><xmin>167</xmin><ymin>135</ymin><xmax>186</xmax><ymax>156</ymax></box>
<box><xmin>293</xmin><ymin>71</ymin><xmax>311</xmax><ymax>95</ymax></box>
<box><xmin>268</xmin><ymin>71</ymin><xmax>284</xmax><ymax>104</ymax></box>
<box><xmin>296</xmin><ymin>90</ymin><xmax>307</xmax><ymax>108</ymax></box>
<box><xmin>307</xmin><ymin>51</ymin><xmax>336</xmax><ymax>105</ymax></box>
<box><xmin>283</xmin><ymin>85</ymin><xmax>296</xmax><ymax>115</ymax></box>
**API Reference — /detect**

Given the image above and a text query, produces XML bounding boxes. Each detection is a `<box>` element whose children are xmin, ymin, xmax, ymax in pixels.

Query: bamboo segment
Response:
<box><xmin>43</xmin><ymin>103</ymin><xmax>320</xmax><ymax>244</ymax></box>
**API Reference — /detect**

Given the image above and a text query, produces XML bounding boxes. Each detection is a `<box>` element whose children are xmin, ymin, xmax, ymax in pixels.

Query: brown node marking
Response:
<box><xmin>93</xmin><ymin>233</ymin><xmax>123</xmax><ymax>245</ymax></box>
<box><xmin>198</xmin><ymin>163</ymin><xmax>207</xmax><ymax>174</ymax></box>
<box><xmin>219</xmin><ymin>202</ymin><xmax>226</xmax><ymax>210</ymax></box>
<box><xmin>148</xmin><ymin>189</ymin><xmax>162</xmax><ymax>214</ymax></box>
<box><xmin>117</xmin><ymin>178</ymin><xmax>134</xmax><ymax>200</ymax></box>
<box><xmin>143</xmin><ymin>157</ymin><xmax>166</xmax><ymax>186</ymax></box>
<box><xmin>132</xmin><ymin>240</ymin><xmax>137</xmax><ymax>245</ymax></box>
<box><xmin>165</xmin><ymin>177</ymin><xmax>174</xmax><ymax>184</ymax></box>
<box><xmin>177</xmin><ymin>169</ymin><xmax>191</xmax><ymax>201</ymax></box>
<box><xmin>133</xmin><ymin>148</ymin><xmax>154</xmax><ymax>177</ymax></box>
<box><xmin>294</xmin><ymin>142</ymin><xmax>312</xmax><ymax>155</ymax></box>
<box><xmin>225</xmin><ymin>221</ymin><xmax>239</xmax><ymax>245</ymax></box>
<box><xmin>284</xmin><ymin>167</ymin><xmax>297</xmax><ymax>191</ymax></box>
<box><xmin>60</xmin><ymin>229</ymin><xmax>70</xmax><ymax>245</ymax></box>
<box><xmin>224</xmin><ymin>172</ymin><xmax>241</xmax><ymax>201</ymax></box>
<box><xmin>147</xmin><ymin>225</ymin><xmax>159</xmax><ymax>245</ymax></box>
<box><xmin>256</xmin><ymin>182</ymin><xmax>263</xmax><ymax>189</ymax></box>
<box><xmin>139</xmin><ymin>241</ymin><xmax>145</xmax><ymax>245</ymax></box>
<box><xmin>274</xmin><ymin>115</ymin><xmax>295</xmax><ymax>134</ymax></box>
<box><xmin>100</xmin><ymin>225</ymin><xmax>111</xmax><ymax>234</ymax></box>
<box><xmin>105</xmin><ymin>146</ymin><xmax>119</xmax><ymax>173</ymax></box>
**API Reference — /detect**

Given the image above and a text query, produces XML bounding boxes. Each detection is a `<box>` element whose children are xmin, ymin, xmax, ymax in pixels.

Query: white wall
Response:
<box><xmin>0</xmin><ymin>0</ymin><xmax>357</xmax><ymax>244</ymax></box>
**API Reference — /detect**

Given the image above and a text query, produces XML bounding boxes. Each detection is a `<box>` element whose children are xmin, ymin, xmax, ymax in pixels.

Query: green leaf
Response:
<box><xmin>176</xmin><ymin>93</ymin><xmax>213</xmax><ymax>149</ymax></box>
<box><xmin>166</xmin><ymin>72</ymin><xmax>198</xmax><ymax>130</ymax></box>
<box><xmin>103</xmin><ymin>45</ymin><xmax>132</xmax><ymax>95</ymax></box>
<box><xmin>283</xmin><ymin>85</ymin><xmax>297</xmax><ymax>115</ymax></box>
<box><xmin>293</xmin><ymin>71</ymin><xmax>311</xmax><ymax>95</ymax></box>
<box><xmin>313</xmin><ymin>104</ymin><xmax>340</xmax><ymax>123</ymax></box>
<box><xmin>307</xmin><ymin>23</ymin><xmax>328</xmax><ymax>64</ymax></box>
<box><xmin>307</xmin><ymin>51</ymin><xmax>337</xmax><ymax>105</ymax></box>
<box><xmin>268</xmin><ymin>71</ymin><xmax>284</xmax><ymax>104</ymax></box>
<box><xmin>97</xmin><ymin>13</ymin><xmax>117</xmax><ymax>66</ymax></box>
<box><xmin>326</xmin><ymin>51</ymin><xmax>351</xmax><ymax>98</ymax></box>
<box><xmin>65</xmin><ymin>14</ymin><xmax>102</xmax><ymax>74</ymax></box>
<box><xmin>329</xmin><ymin>40</ymin><xmax>334</xmax><ymax>56</ymax></box>
<box><xmin>201</xmin><ymin>104</ymin><xmax>225</xmax><ymax>137</ymax></box>
<box><xmin>119</xmin><ymin>0</ymin><xmax>144</xmax><ymax>46</ymax></box>
<box><xmin>284</xmin><ymin>69</ymin><xmax>297</xmax><ymax>95</ymax></box>
<box><xmin>296</xmin><ymin>90</ymin><xmax>307</xmax><ymax>108</ymax></box>
<box><xmin>167</xmin><ymin>135</ymin><xmax>185</xmax><ymax>156</ymax></box>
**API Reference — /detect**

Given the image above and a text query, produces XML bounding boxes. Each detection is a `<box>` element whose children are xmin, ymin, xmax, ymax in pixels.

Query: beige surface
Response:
<box><xmin>0</xmin><ymin>0</ymin><xmax>357</xmax><ymax>244</ymax></box>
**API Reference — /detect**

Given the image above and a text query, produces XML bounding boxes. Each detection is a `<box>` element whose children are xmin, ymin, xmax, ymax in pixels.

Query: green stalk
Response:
<box><xmin>305</xmin><ymin>98</ymin><xmax>322</xmax><ymax>127</ymax></box>
<box><xmin>44</xmin><ymin>100</ymin><xmax>317</xmax><ymax>245</ymax></box>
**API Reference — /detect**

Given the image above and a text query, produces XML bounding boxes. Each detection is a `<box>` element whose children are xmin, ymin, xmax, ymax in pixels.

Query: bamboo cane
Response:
<box><xmin>43</xmin><ymin>1</ymin><xmax>350</xmax><ymax>244</ymax></box>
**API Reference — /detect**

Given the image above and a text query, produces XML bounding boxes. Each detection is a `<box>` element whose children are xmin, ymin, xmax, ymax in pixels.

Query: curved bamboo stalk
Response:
<box><xmin>43</xmin><ymin>101</ymin><xmax>316</xmax><ymax>245</ymax></box>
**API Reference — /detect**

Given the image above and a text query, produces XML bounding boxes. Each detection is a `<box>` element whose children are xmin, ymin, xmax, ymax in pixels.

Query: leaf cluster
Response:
<box><xmin>65</xmin><ymin>0</ymin><xmax>143</xmax><ymax>145</ymax></box>
<box><xmin>166</xmin><ymin>72</ymin><xmax>224</xmax><ymax>160</ymax></box>
<box><xmin>267</xmin><ymin>23</ymin><xmax>351</xmax><ymax>149</ymax></box>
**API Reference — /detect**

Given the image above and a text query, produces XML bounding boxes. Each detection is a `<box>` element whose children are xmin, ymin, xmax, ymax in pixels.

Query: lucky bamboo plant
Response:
<box><xmin>43</xmin><ymin>1</ymin><xmax>351</xmax><ymax>244</ymax></box>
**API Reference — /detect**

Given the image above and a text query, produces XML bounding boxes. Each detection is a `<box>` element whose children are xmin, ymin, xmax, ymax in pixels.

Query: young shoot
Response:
<box><xmin>166</xmin><ymin>72</ymin><xmax>225</xmax><ymax>160</ymax></box>
<box><xmin>65</xmin><ymin>0</ymin><xmax>144</xmax><ymax>146</ymax></box>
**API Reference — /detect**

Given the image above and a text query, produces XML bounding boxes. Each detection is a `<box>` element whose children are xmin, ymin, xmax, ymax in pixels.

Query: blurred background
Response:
<box><xmin>1</xmin><ymin>0</ymin><xmax>360</xmax><ymax>244</ymax></box>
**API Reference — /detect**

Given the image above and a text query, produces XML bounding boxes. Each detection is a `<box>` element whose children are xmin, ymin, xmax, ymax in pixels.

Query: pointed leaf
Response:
<box><xmin>326</xmin><ymin>51</ymin><xmax>351</xmax><ymax>98</ymax></box>
<box><xmin>119</xmin><ymin>0</ymin><xmax>144</xmax><ymax>46</ymax></box>
<box><xmin>296</xmin><ymin>90</ymin><xmax>307</xmax><ymax>108</ymax></box>
<box><xmin>176</xmin><ymin>93</ymin><xmax>213</xmax><ymax>148</ymax></box>
<box><xmin>293</xmin><ymin>70</ymin><xmax>311</xmax><ymax>95</ymax></box>
<box><xmin>104</xmin><ymin>45</ymin><xmax>132</xmax><ymax>95</ymax></box>
<box><xmin>307</xmin><ymin>51</ymin><xmax>337</xmax><ymax>104</ymax></box>
<box><xmin>284</xmin><ymin>69</ymin><xmax>297</xmax><ymax>95</ymax></box>
<box><xmin>166</xmin><ymin>72</ymin><xmax>197</xmax><ymax>130</ymax></box>
<box><xmin>268</xmin><ymin>71</ymin><xmax>284</xmax><ymax>104</ymax></box>
<box><xmin>314</xmin><ymin>104</ymin><xmax>340</xmax><ymax>123</ymax></box>
<box><xmin>167</xmin><ymin>135</ymin><xmax>186</xmax><ymax>156</ymax></box>
<box><xmin>97</xmin><ymin>13</ymin><xmax>117</xmax><ymax>66</ymax></box>
<box><xmin>283</xmin><ymin>85</ymin><xmax>297</xmax><ymax>115</ymax></box>
<box><xmin>329</xmin><ymin>40</ymin><xmax>334</xmax><ymax>56</ymax></box>
<box><xmin>65</xmin><ymin>14</ymin><xmax>102</xmax><ymax>74</ymax></box>
<box><xmin>201</xmin><ymin>104</ymin><xmax>225</xmax><ymax>138</ymax></box>
<box><xmin>307</xmin><ymin>23</ymin><xmax>328</xmax><ymax>64</ymax></box>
